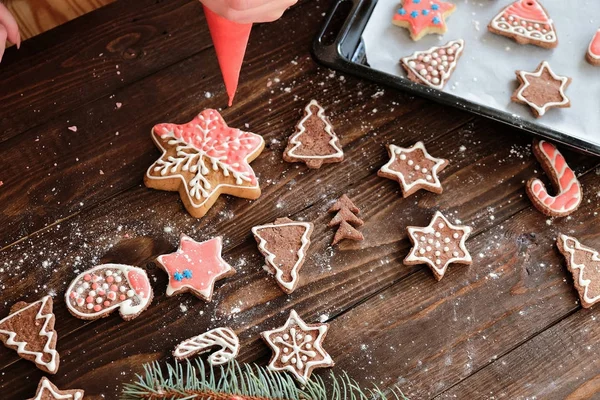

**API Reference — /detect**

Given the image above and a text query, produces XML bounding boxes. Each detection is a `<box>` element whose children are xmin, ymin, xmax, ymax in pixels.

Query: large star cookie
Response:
<box><xmin>405</xmin><ymin>211</ymin><xmax>472</xmax><ymax>280</ymax></box>
<box><xmin>145</xmin><ymin>109</ymin><xmax>265</xmax><ymax>218</ymax></box>
<box><xmin>393</xmin><ymin>0</ymin><xmax>456</xmax><ymax>41</ymax></box>
<box><xmin>400</xmin><ymin>39</ymin><xmax>464</xmax><ymax>90</ymax></box>
<box><xmin>557</xmin><ymin>234</ymin><xmax>600</xmax><ymax>308</ymax></box>
<box><xmin>512</xmin><ymin>61</ymin><xmax>571</xmax><ymax>118</ymax></box>
<box><xmin>27</xmin><ymin>377</ymin><xmax>83</xmax><ymax>400</ymax></box>
<box><xmin>261</xmin><ymin>310</ymin><xmax>334</xmax><ymax>384</ymax></box>
<box><xmin>378</xmin><ymin>141</ymin><xmax>449</xmax><ymax>197</ymax></box>
<box><xmin>157</xmin><ymin>235</ymin><xmax>235</xmax><ymax>301</ymax></box>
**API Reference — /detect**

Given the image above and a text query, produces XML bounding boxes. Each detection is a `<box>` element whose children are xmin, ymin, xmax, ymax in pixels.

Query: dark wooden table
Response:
<box><xmin>2</xmin><ymin>1</ymin><xmax>600</xmax><ymax>399</ymax></box>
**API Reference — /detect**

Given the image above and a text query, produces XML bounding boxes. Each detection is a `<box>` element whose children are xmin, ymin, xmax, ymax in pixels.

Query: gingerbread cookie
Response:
<box><xmin>65</xmin><ymin>264</ymin><xmax>153</xmax><ymax>321</ymax></box>
<box><xmin>512</xmin><ymin>61</ymin><xmax>571</xmax><ymax>118</ymax></box>
<box><xmin>27</xmin><ymin>377</ymin><xmax>83</xmax><ymax>400</ymax></box>
<box><xmin>328</xmin><ymin>195</ymin><xmax>364</xmax><ymax>246</ymax></box>
<box><xmin>261</xmin><ymin>310</ymin><xmax>334</xmax><ymax>384</ymax></box>
<box><xmin>527</xmin><ymin>140</ymin><xmax>581</xmax><ymax>217</ymax></box>
<box><xmin>488</xmin><ymin>0</ymin><xmax>557</xmax><ymax>49</ymax></box>
<box><xmin>558</xmin><ymin>234</ymin><xmax>600</xmax><ymax>308</ymax></box>
<box><xmin>379</xmin><ymin>141</ymin><xmax>448</xmax><ymax>197</ymax></box>
<box><xmin>586</xmin><ymin>29</ymin><xmax>600</xmax><ymax>66</ymax></box>
<box><xmin>405</xmin><ymin>211</ymin><xmax>472</xmax><ymax>280</ymax></box>
<box><xmin>145</xmin><ymin>109</ymin><xmax>265</xmax><ymax>218</ymax></box>
<box><xmin>400</xmin><ymin>39</ymin><xmax>464</xmax><ymax>90</ymax></box>
<box><xmin>392</xmin><ymin>0</ymin><xmax>456</xmax><ymax>41</ymax></box>
<box><xmin>252</xmin><ymin>218</ymin><xmax>314</xmax><ymax>294</ymax></box>
<box><xmin>156</xmin><ymin>235</ymin><xmax>235</xmax><ymax>302</ymax></box>
<box><xmin>283</xmin><ymin>100</ymin><xmax>343</xmax><ymax>169</ymax></box>
<box><xmin>173</xmin><ymin>327</ymin><xmax>240</xmax><ymax>365</ymax></box>
<box><xmin>0</xmin><ymin>296</ymin><xmax>59</xmax><ymax>374</ymax></box>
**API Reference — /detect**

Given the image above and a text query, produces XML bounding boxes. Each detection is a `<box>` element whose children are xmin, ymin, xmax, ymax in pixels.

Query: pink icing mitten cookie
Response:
<box><xmin>65</xmin><ymin>264</ymin><xmax>153</xmax><ymax>321</ymax></box>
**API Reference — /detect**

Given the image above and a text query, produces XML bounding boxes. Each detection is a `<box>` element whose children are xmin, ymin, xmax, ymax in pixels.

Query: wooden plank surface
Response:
<box><xmin>1</xmin><ymin>0</ymin><xmax>600</xmax><ymax>399</ymax></box>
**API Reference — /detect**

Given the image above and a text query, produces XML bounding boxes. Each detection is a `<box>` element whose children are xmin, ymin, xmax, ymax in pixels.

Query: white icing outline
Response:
<box><xmin>401</xmin><ymin>40</ymin><xmax>465</xmax><ymax>90</ymax></box>
<box><xmin>405</xmin><ymin>211</ymin><xmax>472</xmax><ymax>278</ymax></box>
<box><xmin>261</xmin><ymin>310</ymin><xmax>333</xmax><ymax>384</ymax></box>
<box><xmin>515</xmin><ymin>61</ymin><xmax>570</xmax><ymax>116</ymax></box>
<box><xmin>65</xmin><ymin>264</ymin><xmax>152</xmax><ymax>319</ymax></box>
<box><xmin>379</xmin><ymin>141</ymin><xmax>447</xmax><ymax>194</ymax></box>
<box><xmin>489</xmin><ymin>0</ymin><xmax>557</xmax><ymax>44</ymax></box>
<box><xmin>146</xmin><ymin>110</ymin><xmax>264</xmax><ymax>210</ymax></box>
<box><xmin>32</xmin><ymin>377</ymin><xmax>83</xmax><ymax>400</ymax></box>
<box><xmin>559</xmin><ymin>234</ymin><xmax>600</xmax><ymax>305</ymax></box>
<box><xmin>157</xmin><ymin>235</ymin><xmax>234</xmax><ymax>300</ymax></box>
<box><xmin>251</xmin><ymin>221</ymin><xmax>312</xmax><ymax>292</ymax></box>
<box><xmin>173</xmin><ymin>327</ymin><xmax>239</xmax><ymax>365</ymax></box>
<box><xmin>528</xmin><ymin>140</ymin><xmax>581</xmax><ymax>214</ymax></box>
<box><xmin>588</xmin><ymin>29</ymin><xmax>600</xmax><ymax>61</ymax></box>
<box><xmin>286</xmin><ymin>100</ymin><xmax>343</xmax><ymax>161</ymax></box>
<box><xmin>0</xmin><ymin>296</ymin><xmax>58</xmax><ymax>373</ymax></box>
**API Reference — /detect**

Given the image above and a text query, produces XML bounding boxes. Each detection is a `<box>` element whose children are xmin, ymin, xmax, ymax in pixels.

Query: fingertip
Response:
<box><xmin>16</xmin><ymin>31</ymin><xmax>21</xmax><ymax>49</ymax></box>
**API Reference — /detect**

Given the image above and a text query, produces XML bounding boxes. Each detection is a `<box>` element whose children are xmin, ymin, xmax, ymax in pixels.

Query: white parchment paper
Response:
<box><xmin>362</xmin><ymin>0</ymin><xmax>600</xmax><ymax>147</ymax></box>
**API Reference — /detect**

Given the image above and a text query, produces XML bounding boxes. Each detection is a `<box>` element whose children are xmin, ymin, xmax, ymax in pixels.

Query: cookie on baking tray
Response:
<box><xmin>557</xmin><ymin>234</ymin><xmax>600</xmax><ymax>308</ymax></box>
<box><xmin>283</xmin><ymin>100</ymin><xmax>344</xmax><ymax>169</ymax></box>
<box><xmin>27</xmin><ymin>377</ymin><xmax>84</xmax><ymax>400</ymax></box>
<box><xmin>511</xmin><ymin>61</ymin><xmax>571</xmax><ymax>118</ymax></box>
<box><xmin>526</xmin><ymin>140</ymin><xmax>581</xmax><ymax>218</ymax></box>
<box><xmin>400</xmin><ymin>39</ymin><xmax>464</xmax><ymax>90</ymax></box>
<box><xmin>488</xmin><ymin>0</ymin><xmax>557</xmax><ymax>49</ymax></box>
<box><xmin>587</xmin><ymin>29</ymin><xmax>600</xmax><ymax>66</ymax></box>
<box><xmin>145</xmin><ymin>109</ymin><xmax>265</xmax><ymax>218</ymax></box>
<box><xmin>392</xmin><ymin>0</ymin><xmax>456</xmax><ymax>41</ymax></box>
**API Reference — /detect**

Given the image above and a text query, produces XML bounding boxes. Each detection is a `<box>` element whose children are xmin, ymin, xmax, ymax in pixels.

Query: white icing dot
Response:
<box><xmin>283</xmin><ymin>348</ymin><xmax>289</xmax><ymax>353</ymax></box>
<box><xmin>86</xmin><ymin>303</ymin><xmax>94</xmax><ymax>310</ymax></box>
<box><xmin>426</xmin><ymin>175</ymin><xmax>433</xmax><ymax>180</ymax></box>
<box><xmin>76</xmin><ymin>287</ymin><xmax>84</xmax><ymax>294</ymax></box>
<box><xmin>444</xmin><ymin>238</ymin><xmax>451</xmax><ymax>243</ymax></box>
<box><xmin>436</xmin><ymin>259</ymin><xmax>441</xmax><ymax>265</ymax></box>
<box><xmin>120</xmin><ymin>286</ymin><xmax>127</xmax><ymax>292</ymax></box>
<box><xmin>89</xmin><ymin>291</ymin><xmax>96</xmax><ymax>297</ymax></box>
<box><xmin>105</xmin><ymin>270</ymin><xmax>113</xmax><ymax>276</ymax></box>
<box><xmin>435</xmin><ymin>232</ymin><xmax>441</xmax><ymax>238</ymax></box>
<box><xmin>414</xmin><ymin>165</ymin><xmax>420</xmax><ymax>171</ymax></box>
<box><xmin>83</xmin><ymin>282</ymin><xmax>90</xmax><ymax>289</ymax></box>
<box><xmin>115</xmin><ymin>276</ymin><xmax>122</xmax><ymax>283</ymax></box>
<box><xmin>127</xmin><ymin>290</ymin><xmax>135</xmax><ymax>298</ymax></box>
<box><xmin>408</xmin><ymin>61</ymin><xmax>416</xmax><ymax>68</ymax></box>
<box><xmin>408</xmin><ymin>160</ymin><xmax>414</xmax><ymax>166</ymax></box>
<box><xmin>420</xmin><ymin>236</ymin><xmax>426</xmax><ymax>242</ymax></box>
<box><xmin>305</xmin><ymin>343</ymin><xmax>312</xmax><ymax>349</ymax></box>
<box><xmin>453</xmin><ymin>251</ymin><xmax>459</xmax><ymax>257</ymax></box>
<box><xmin>428</xmin><ymin>238</ymin><xmax>434</xmax><ymax>244</ymax></box>
<box><xmin>432</xmin><ymin>78</ymin><xmax>440</xmax><ymax>84</ymax></box>
<box><xmin>435</xmin><ymin>251</ymin><xmax>441</xmax><ymax>256</ymax></box>
<box><xmin>283</xmin><ymin>334</ymin><xmax>290</xmax><ymax>340</ymax></box>
<box><xmin>420</xmin><ymin>69</ymin><xmax>428</xmax><ymax>76</ymax></box>
<box><xmin>305</xmin><ymin>335</ymin><xmax>313</xmax><ymax>341</ymax></box>
<box><xmin>301</xmin><ymin>356</ymin><xmax>308</xmax><ymax>361</ymax></box>
<box><xmin>422</xmin><ymin>168</ymin><xmax>428</xmax><ymax>173</ymax></box>
<box><xmin>419</xmin><ymin>248</ymin><xmax>426</xmax><ymax>254</ymax></box>
<box><xmin>453</xmin><ymin>233</ymin><xmax>460</xmax><ymax>239</ymax></box>
<box><xmin>102</xmin><ymin>283</ymin><xmax>109</xmax><ymax>289</ymax></box>
<box><xmin>426</xmin><ymin>246</ymin><xmax>432</xmax><ymax>252</ymax></box>
<box><xmin>399</xmin><ymin>154</ymin><xmax>407</xmax><ymax>160</ymax></box>
<box><xmin>444</xmin><ymin>246</ymin><xmax>450</xmax><ymax>252</ymax></box>
<box><xmin>96</xmin><ymin>297</ymin><xmax>103</xmax><ymax>304</ymax></box>
<box><xmin>438</xmin><ymin>223</ymin><xmax>445</xmax><ymax>229</ymax></box>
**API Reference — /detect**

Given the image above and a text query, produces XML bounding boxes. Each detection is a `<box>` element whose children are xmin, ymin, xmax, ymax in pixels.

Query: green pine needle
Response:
<box><xmin>121</xmin><ymin>359</ymin><xmax>408</xmax><ymax>400</ymax></box>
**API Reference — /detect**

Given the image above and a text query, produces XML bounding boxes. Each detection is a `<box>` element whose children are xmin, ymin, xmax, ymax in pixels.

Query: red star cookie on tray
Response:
<box><xmin>512</xmin><ymin>61</ymin><xmax>571</xmax><ymax>118</ymax></box>
<box><xmin>157</xmin><ymin>235</ymin><xmax>235</xmax><ymax>301</ymax></box>
<box><xmin>392</xmin><ymin>0</ymin><xmax>456</xmax><ymax>41</ymax></box>
<box><xmin>526</xmin><ymin>140</ymin><xmax>582</xmax><ymax>217</ymax></box>
<box><xmin>405</xmin><ymin>211</ymin><xmax>472</xmax><ymax>280</ymax></box>
<box><xmin>65</xmin><ymin>264</ymin><xmax>153</xmax><ymax>321</ymax></box>
<box><xmin>488</xmin><ymin>0</ymin><xmax>557</xmax><ymax>49</ymax></box>
<box><xmin>145</xmin><ymin>109</ymin><xmax>265</xmax><ymax>218</ymax></box>
<box><xmin>557</xmin><ymin>235</ymin><xmax>600</xmax><ymax>308</ymax></box>
<box><xmin>378</xmin><ymin>141</ymin><xmax>449</xmax><ymax>197</ymax></box>
<box><xmin>261</xmin><ymin>310</ymin><xmax>334</xmax><ymax>384</ymax></box>
<box><xmin>400</xmin><ymin>39</ymin><xmax>464</xmax><ymax>90</ymax></box>
<box><xmin>27</xmin><ymin>377</ymin><xmax>84</xmax><ymax>400</ymax></box>
<box><xmin>587</xmin><ymin>29</ymin><xmax>600</xmax><ymax>66</ymax></box>
<box><xmin>0</xmin><ymin>296</ymin><xmax>59</xmax><ymax>374</ymax></box>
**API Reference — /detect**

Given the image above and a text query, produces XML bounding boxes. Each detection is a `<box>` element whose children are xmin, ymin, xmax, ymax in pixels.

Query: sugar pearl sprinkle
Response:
<box><xmin>69</xmin><ymin>268</ymin><xmax>134</xmax><ymax>313</ymax></box>
<box><xmin>413</xmin><ymin>221</ymin><xmax>464</xmax><ymax>269</ymax></box>
<box><xmin>393</xmin><ymin>148</ymin><xmax>438</xmax><ymax>183</ymax></box>
<box><xmin>406</xmin><ymin>42</ymin><xmax>461</xmax><ymax>86</ymax></box>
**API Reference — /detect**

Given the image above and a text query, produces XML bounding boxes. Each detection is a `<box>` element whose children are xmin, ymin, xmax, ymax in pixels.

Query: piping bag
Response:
<box><xmin>204</xmin><ymin>5</ymin><xmax>252</xmax><ymax>107</ymax></box>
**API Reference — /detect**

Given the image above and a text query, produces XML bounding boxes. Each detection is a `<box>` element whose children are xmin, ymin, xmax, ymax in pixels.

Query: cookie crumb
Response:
<box><xmin>179</xmin><ymin>303</ymin><xmax>188</xmax><ymax>313</ymax></box>
<box><xmin>115</xmin><ymin>102</ymin><xmax>122</xmax><ymax>109</ymax></box>
<box><xmin>67</xmin><ymin>126</ymin><xmax>78</xmax><ymax>132</ymax></box>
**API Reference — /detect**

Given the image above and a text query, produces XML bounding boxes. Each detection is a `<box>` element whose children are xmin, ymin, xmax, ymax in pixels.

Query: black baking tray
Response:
<box><xmin>311</xmin><ymin>0</ymin><xmax>600</xmax><ymax>156</ymax></box>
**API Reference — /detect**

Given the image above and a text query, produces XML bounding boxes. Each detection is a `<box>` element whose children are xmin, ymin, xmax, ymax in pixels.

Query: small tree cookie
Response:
<box><xmin>328</xmin><ymin>194</ymin><xmax>364</xmax><ymax>246</ymax></box>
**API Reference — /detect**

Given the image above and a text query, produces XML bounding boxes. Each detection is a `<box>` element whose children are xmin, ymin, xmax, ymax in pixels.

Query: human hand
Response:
<box><xmin>0</xmin><ymin>3</ymin><xmax>20</xmax><ymax>62</ymax></box>
<box><xmin>199</xmin><ymin>0</ymin><xmax>298</xmax><ymax>24</ymax></box>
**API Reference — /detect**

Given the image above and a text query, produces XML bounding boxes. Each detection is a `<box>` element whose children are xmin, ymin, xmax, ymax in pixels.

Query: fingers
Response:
<box><xmin>0</xmin><ymin>25</ymin><xmax>7</xmax><ymax>63</ymax></box>
<box><xmin>201</xmin><ymin>0</ymin><xmax>297</xmax><ymax>24</ymax></box>
<box><xmin>0</xmin><ymin>4</ymin><xmax>20</xmax><ymax>47</ymax></box>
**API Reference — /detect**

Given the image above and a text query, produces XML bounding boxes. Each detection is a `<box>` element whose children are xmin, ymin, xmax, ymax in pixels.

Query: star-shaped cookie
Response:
<box><xmin>27</xmin><ymin>377</ymin><xmax>84</xmax><ymax>400</ymax></box>
<box><xmin>261</xmin><ymin>310</ymin><xmax>334</xmax><ymax>384</ymax></box>
<box><xmin>145</xmin><ymin>109</ymin><xmax>265</xmax><ymax>218</ymax></box>
<box><xmin>156</xmin><ymin>235</ymin><xmax>235</xmax><ymax>301</ymax></box>
<box><xmin>405</xmin><ymin>211</ymin><xmax>472</xmax><ymax>280</ymax></box>
<box><xmin>393</xmin><ymin>0</ymin><xmax>456</xmax><ymax>41</ymax></box>
<box><xmin>512</xmin><ymin>61</ymin><xmax>571</xmax><ymax>118</ymax></box>
<box><xmin>378</xmin><ymin>141</ymin><xmax>449</xmax><ymax>197</ymax></box>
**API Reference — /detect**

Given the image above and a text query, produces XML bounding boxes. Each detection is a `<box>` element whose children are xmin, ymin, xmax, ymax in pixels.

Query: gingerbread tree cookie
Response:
<box><xmin>173</xmin><ymin>327</ymin><xmax>240</xmax><ymax>365</ymax></box>
<box><xmin>157</xmin><ymin>235</ymin><xmax>235</xmax><ymax>302</ymax></box>
<box><xmin>392</xmin><ymin>0</ymin><xmax>456</xmax><ymax>41</ymax></box>
<box><xmin>379</xmin><ymin>141</ymin><xmax>449</xmax><ymax>197</ymax></box>
<box><xmin>488</xmin><ymin>0</ymin><xmax>557</xmax><ymax>49</ymax></box>
<box><xmin>328</xmin><ymin>194</ymin><xmax>364</xmax><ymax>246</ymax></box>
<box><xmin>0</xmin><ymin>296</ymin><xmax>59</xmax><ymax>374</ymax></box>
<box><xmin>401</xmin><ymin>40</ymin><xmax>464</xmax><ymax>90</ymax></box>
<box><xmin>252</xmin><ymin>218</ymin><xmax>314</xmax><ymax>294</ymax></box>
<box><xmin>65</xmin><ymin>264</ymin><xmax>153</xmax><ymax>321</ymax></box>
<box><xmin>27</xmin><ymin>377</ymin><xmax>84</xmax><ymax>400</ymax></box>
<box><xmin>261</xmin><ymin>309</ymin><xmax>334</xmax><ymax>384</ymax></box>
<box><xmin>145</xmin><ymin>109</ymin><xmax>265</xmax><ymax>218</ymax></box>
<box><xmin>557</xmin><ymin>234</ymin><xmax>600</xmax><ymax>308</ymax></box>
<box><xmin>283</xmin><ymin>100</ymin><xmax>344</xmax><ymax>169</ymax></box>
<box><xmin>405</xmin><ymin>211</ymin><xmax>472</xmax><ymax>280</ymax></box>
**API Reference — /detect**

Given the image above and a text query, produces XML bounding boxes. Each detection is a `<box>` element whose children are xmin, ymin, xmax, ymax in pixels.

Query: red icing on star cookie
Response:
<box><xmin>156</xmin><ymin>235</ymin><xmax>236</xmax><ymax>301</ymax></box>
<box><xmin>526</xmin><ymin>140</ymin><xmax>582</xmax><ymax>217</ymax></box>
<box><xmin>392</xmin><ymin>0</ymin><xmax>456</xmax><ymax>41</ymax></box>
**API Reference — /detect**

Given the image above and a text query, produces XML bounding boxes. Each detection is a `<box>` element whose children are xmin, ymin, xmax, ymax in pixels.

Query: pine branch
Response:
<box><xmin>121</xmin><ymin>359</ymin><xmax>408</xmax><ymax>400</ymax></box>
